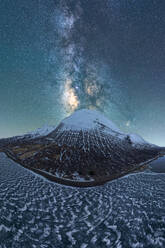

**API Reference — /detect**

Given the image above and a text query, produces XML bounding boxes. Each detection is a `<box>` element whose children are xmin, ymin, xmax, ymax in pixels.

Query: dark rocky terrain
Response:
<box><xmin>0</xmin><ymin>109</ymin><xmax>163</xmax><ymax>186</ymax></box>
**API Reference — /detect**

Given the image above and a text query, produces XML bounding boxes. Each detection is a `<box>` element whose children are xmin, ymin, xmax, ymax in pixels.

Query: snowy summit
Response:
<box><xmin>60</xmin><ymin>109</ymin><xmax>122</xmax><ymax>133</ymax></box>
<box><xmin>57</xmin><ymin>109</ymin><xmax>148</xmax><ymax>146</ymax></box>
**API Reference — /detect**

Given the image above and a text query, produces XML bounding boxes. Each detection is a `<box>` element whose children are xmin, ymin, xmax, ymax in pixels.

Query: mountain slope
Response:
<box><xmin>25</xmin><ymin>125</ymin><xmax>56</xmax><ymax>139</ymax></box>
<box><xmin>59</xmin><ymin>109</ymin><xmax>121</xmax><ymax>133</ymax></box>
<box><xmin>48</xmin><ymin>109</ymin><xmax>153</xmax><ymax>148</ymax></box>
<box><xmin>0</xmin><ymin>109</ymin><xmax>161</xmax><ymax>186</ymax></box>
<box><xmin>0</xmin><ymin>125</ymin><xmax>56</xmax><ymax>148</ymax></box>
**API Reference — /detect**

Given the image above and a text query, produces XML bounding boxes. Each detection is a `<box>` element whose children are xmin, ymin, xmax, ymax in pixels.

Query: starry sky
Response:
<box><xmin>1</xmin><ymin>0</ymin><xmax>165</xmax><ymax>146</ymax></box>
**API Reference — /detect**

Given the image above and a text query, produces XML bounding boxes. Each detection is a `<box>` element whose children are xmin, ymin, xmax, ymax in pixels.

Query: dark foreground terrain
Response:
<box><xmin>0</xmin><ymin>134</ymin><xmax>161</xmax><ymax>186</ymax></box>
<box><xmin>0</xmin><ymin>152</ymin><xmax>165</xmax><ymax>248</ymax></box>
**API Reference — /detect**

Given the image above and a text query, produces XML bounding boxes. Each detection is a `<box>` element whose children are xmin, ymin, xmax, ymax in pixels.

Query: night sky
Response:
<box><xmin>1</xmin><ymin>0</ymin><xmax>165</xmax><ymax>146</ymax></box>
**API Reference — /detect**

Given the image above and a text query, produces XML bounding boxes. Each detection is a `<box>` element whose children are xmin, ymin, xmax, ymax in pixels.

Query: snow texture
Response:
<box><xmin>57</xmin><ymin>109</ymin><xmax>150</xmax><ymax>147</ymax></box>
<box><xmin>129</xmin><ymin>133</ymin><xmax>147</xmax><ymax>144</ymax></box>
<box><xmin>25</xmin><ymin>125</ymin><xmax>56</xmax><ymax>138</ymax></box>
<box><xmin>0</xmin><ymin>152</ymin><xmax>165</xmax><ymax>248</ymax></box>
<box><xmin>61</xmin><ymin>109</ymin><xmax>122</xmax><ymax>133</ymax></box>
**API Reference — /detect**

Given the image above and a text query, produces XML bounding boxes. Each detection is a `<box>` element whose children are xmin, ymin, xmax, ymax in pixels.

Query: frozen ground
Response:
<box><xmin>0</xmin><ymin>152</ymin><xmax>165</xmax><ymax>248</ymax></box>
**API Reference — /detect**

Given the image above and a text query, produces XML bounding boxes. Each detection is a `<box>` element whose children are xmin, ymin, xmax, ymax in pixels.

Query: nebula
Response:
<box><xmin>47</xmin><ymin>1</ymin><xmax>127</xmax><ymax>122</ymax></box>
<box><xmin>62</xmin><ymin>78</ymin><xmax>79</xmax><ymax>114</ymax></box>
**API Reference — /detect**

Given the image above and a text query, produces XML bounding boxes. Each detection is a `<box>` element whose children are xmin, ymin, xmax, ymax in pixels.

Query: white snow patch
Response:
<box><xmin>0</xmin><ymin>224</ymin><xmax>11</xmax><ymax>232</ymax></box>
<box><xmin>61</xmin><ymin>109</ymin><xmax>122</xmax><ymax>133</ymax></box>
<box><xmin>81</xmin><ymin>244</ymin><xmax>88</xmax><ymax>248</ymax></box>
<box><xmin>129</xmin><ymin>134</ymin><xmax>147</xmax><ymax>145</ymax></box>
<box><xmin>26</xmin><ymin>124</ymin><xmax>56</xmax><ymax>138</ymax></box>
<box><xmin>72</xmin><ymin>172</ymin><xmax>94</xmax><ymax>182</ymax></box>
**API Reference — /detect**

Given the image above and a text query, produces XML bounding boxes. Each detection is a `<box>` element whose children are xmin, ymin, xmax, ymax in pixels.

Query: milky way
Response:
<box><xmin>1</xmin><ymin>0</ymin><xmax>165</xmax><ymax>145</ymax></box>
<box><xmin>46</xmin><ymin>0</ymin><xmax>124</xmax><ymax>118</ymax></box>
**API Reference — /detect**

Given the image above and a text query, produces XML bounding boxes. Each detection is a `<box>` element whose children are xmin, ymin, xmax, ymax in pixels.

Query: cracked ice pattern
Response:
<box><xmin>0</xmin><ymin>153</ymin><xmax>165</xmax><ymax>248</ymax></box>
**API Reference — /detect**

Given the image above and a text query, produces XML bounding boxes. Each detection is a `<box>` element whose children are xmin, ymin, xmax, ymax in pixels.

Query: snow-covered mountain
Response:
<box><xmin>48</xmin><ymin>109</ymin><xmax>150</xmax><ymax>148</ymax></box>
<box><xmin>25</xmin><ymin>124</ymin><xmax>56</xmax><ymax>139</ymax></box>
<box><xmin>27</xmin><ymin>109</ymin><xmax>150</xmax><ymax>147</ymax></box>
<box><xmin>0</xmin><ymin>125</ymin><xmax>56</xmax><ymax>146</ymax></box>
<box><xmin>29</xmin><ymin>108</ymin><xmax>158</xmax><ymax>184</ymax></box>
<box><xmin>0</xmin><ymin>109</ymin><xmax>160</xmax><ymax>186</ymax></box>
<box><xmin>60</xmin><ymin>109</ymin><xmax>121</xmax><ymax>133</ymax></box>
